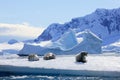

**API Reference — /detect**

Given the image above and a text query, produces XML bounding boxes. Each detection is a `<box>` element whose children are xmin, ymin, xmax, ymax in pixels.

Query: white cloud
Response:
<box><xmin>0</xmin><ymin>23</ymin><xmax>45</xmax><ymax>38</ymax></box>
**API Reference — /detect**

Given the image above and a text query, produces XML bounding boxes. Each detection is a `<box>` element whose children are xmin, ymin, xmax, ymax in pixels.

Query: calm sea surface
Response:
<box><xmin>0</xmin><ymin>75</ymin><xmax>120</xmax><ymax>80</ymax></box>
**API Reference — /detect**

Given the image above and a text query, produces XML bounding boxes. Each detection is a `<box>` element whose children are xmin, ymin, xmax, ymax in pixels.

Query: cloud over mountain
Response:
<box><xmin>0</xmin><ymin>23</ymin><xmax>45</xmax><ymax>38</ymax></box>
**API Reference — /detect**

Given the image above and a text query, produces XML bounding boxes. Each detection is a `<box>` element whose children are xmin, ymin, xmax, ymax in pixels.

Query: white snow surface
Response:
<box><xmin>30</xmin><ymin>41</ymin><xmax>52</xmax><ymax>47</ymax></box>
<box><xmin>0</xmin><ymin>42</ymin><xmax>23</xmax><ymax>51</ymax></box>
<box><xmin>0</xmin><ymin>54</ymin><xmax>120</xmax><ymax>77</ymax></box>
<box><xmin>0</xmin><ymin>42</ymin><xmax>24</xmax><ymax>54</ymax></box>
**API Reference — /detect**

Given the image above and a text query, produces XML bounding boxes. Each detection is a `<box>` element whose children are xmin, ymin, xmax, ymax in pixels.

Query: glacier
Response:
<box><xmin>19</xmin><ymin>30</ymin><xmax>102</xmax><ymax>55</ymax></box>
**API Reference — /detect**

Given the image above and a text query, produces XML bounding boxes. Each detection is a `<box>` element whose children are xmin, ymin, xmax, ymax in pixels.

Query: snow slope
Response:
<box><xmin>36</xmin><ymin>8</ymin><xmax>120</xmax><ymax>45</ymax></box>
<box><xmin>0</xmin><ymin>54</ymin><xmax>120</xmax><ymax>77</ymax></box>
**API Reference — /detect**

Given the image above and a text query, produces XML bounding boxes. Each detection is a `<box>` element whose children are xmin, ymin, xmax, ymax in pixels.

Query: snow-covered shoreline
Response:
<box><xmin>0</xmin><ymin>54</ymin><xmax>120</xmax><ymax>77</ymax></box>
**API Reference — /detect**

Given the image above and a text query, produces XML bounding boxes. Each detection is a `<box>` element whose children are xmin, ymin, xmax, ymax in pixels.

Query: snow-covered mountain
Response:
<box><xmin>35</xmin><ymin>8</ymin><xmax>120</xmax><ymax>45</ymax></box>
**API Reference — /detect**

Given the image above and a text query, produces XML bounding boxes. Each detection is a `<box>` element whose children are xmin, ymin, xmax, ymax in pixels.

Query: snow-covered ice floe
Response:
<box><xmin>0</xmin><ymin>54</ymin><xmax>120</xmax><ymax>77</ymax></box>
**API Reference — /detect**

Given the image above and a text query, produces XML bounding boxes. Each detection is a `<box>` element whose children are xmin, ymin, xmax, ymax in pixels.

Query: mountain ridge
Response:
<box><xmin>35</xmin><ymin>8</ymin><xmax>120</xmax><ymax>45</ymax></box>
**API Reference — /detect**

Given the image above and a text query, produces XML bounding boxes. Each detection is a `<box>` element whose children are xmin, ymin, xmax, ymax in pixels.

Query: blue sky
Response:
<box><xmin>0</xmin><ymin>0</ymin><xmax>120</xmax><ymax>42</ymax></box>
<box><xmin>0</xmin><ymin>0</ymin><xmax>120</xmax><ymax>27</ymax></box>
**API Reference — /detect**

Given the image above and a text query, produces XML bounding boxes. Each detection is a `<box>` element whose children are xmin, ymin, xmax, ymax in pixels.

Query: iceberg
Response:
<box><xmin>19</xmin><ymin>30</ymin><xmax>102</xmax><ymax>55</ymax></box>
<box><xmin>19</xmin><ymin>44</ymin><xmax>46</xmax><ymax>56</ymax></box>
<box><xmin>8</xmin><ymin>39</ymin><xmax>18</xmax><ymax>44</ymax></box>
<box><xmin>76</xmin><ymin>30</ymin><xmax>102</xmax><ymax>54</ymax></box>
<box><xmin>103</xmin><ymin>40</ymin><xmax>120</xmax><ymax>53</ymax></box>
<box><xmin>47</xmin><ymin>30</ymin><xmax>102</xmax><ymax>54</ymax></box>
<box><xmin>47</xmin><ymin>29</ymin><xmax>78</xmax><ymax>51</ymax></box>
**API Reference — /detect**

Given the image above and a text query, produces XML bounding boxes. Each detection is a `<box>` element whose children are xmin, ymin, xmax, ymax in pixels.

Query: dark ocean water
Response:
<box><xmin>0</xmin><ymin>75</ymin><xmax>120</xmax><ymax>80</ymax></box>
